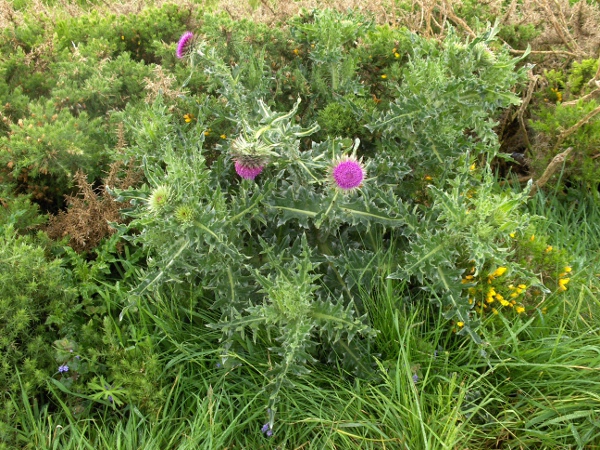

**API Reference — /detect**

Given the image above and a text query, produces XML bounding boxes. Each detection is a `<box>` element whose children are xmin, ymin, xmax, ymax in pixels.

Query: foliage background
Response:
<box><xmin>0</xmin><ymin>0</ymin><xmax>599</xmax><ymax>449</ymax></box>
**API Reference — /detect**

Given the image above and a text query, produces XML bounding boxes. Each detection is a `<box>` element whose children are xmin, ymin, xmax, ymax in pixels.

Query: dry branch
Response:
<box><xmin>529</xmin><ymin>147</ymin><xmax>573</xmax><ymax>196</ymax></box>
<box><xmin>517</xmin><ymin>73</ymin><xmax>539</xmax><ymax>151</ymax></box>
<box><xmin>561</xmin><ymin>88</ymin><xmax>600</xmax><ymax>106</ymax></box>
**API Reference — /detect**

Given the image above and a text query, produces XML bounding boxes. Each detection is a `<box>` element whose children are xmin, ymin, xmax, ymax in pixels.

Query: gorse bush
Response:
<box><xmin>0</xmin><ymin>225</ymin><xmax>77</xmax><ymax>419</ymax></box>
<box><xmin>0</xmin><ymin>3</ymin><xmax>195</xmax><ymax>211</ymax></box>
<box><xmin>112</xmin><ymin>12</ymin><xmax>542</xmax><ymax>426</ymax></box>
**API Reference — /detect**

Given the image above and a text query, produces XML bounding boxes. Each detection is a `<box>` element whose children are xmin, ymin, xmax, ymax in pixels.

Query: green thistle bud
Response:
<box><xmin>147</xmin><ymin>185</ymin><xmax>171</xmax><ymax>214</ymax></box>
<box><xmin>174</xmin><ymin>205</ymin><xmax>195</xmax><ymax>224</ymax></box>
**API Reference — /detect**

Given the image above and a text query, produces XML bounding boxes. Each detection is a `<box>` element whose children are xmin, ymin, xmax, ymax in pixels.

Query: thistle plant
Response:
<box><xmin>115</xmin><ymin>17</ymin><xmax>528</xmax><ymax>416</ymax></box>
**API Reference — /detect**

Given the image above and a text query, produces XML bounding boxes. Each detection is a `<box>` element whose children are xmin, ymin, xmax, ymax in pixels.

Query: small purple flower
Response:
<box><xmin>58</xmin><ymin>365</ymin><xmax>69</xmax><ymax>374</ymax></box>
<box><xmin>75</xmin><ymin>355</ymin><xmax>81</xmax><ymax>360</ymax></box>
<box><xmin>261</xmin><ymin>423</ymin><xmax>273</xmax><ymax>437</ymax></box>
<box><xmin>176</xmin><ymin>31</ymin><xmax>194</xmax><ymax>59</ymax></box>
<box><xmin>108</xmin><ymin>396</ymin><xmax>114</xmax><ymax>404</ymax></box>
<box><xmin>331</xmin><ymin>156</ymin><xmax>365</xmax><ymax>191</ymax></box>
<box><xmin>235</xmin><ymin>160</ymin><xmax>264</xmax><ymax>180</ymax></box>
<box><xmin>412</xmin><ymin>374</ymin><xmax>419</xmax><ymax>384</ymax></box>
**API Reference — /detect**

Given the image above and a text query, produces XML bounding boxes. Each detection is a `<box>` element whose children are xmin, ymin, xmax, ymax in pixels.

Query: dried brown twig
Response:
<box><xmin>516</xmin><ymin>72</ymin><xmax>540</xmax><ymax>151</ymax></box>
<box><xmin>529</xmin><ymin>147</ymin><xmax>573</xmax><ymax>196</ymax></box>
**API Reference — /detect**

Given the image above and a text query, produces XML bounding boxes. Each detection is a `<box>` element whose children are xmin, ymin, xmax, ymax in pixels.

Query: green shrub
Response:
<box><xmin>0</xmin><ymin>226</ymin><xmax>78</xmax><ymax>411</ymax></box>
<box><xmin>0</xmin><ymin>100</ymin><xmax>108</xmax><ymax>208</ymax></box>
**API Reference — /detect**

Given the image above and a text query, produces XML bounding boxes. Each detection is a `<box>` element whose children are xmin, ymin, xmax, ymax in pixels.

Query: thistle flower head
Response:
<box><xmin>235</xmin><ymin>159</ymin><xmax>264</xmax><ymax>180</ymax></box>
<box><xmin>330</xmin><ymin>155</ymin><xmax>365</xmax><ymax>192</ymax></box>
<box><xmin>176</xmin><ymin>31</ymin><xmax>194</xmax><ymax>59</ymax></box>
<box><xmin>147</xmin><ymin>185</ymin><xmax>171</xmax><ymax>213</ymax></box>
<box><xmin>230</xmin><ymin>136</ymin><xmax>271</xmax><ymax>180</ymax></box>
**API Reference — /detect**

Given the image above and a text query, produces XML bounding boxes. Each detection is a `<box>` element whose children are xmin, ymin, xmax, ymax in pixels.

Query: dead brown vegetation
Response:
<box><xmin>46</xmin><ymin>158</ymin><xmax>142</xmax><ymax>253</ymax></box>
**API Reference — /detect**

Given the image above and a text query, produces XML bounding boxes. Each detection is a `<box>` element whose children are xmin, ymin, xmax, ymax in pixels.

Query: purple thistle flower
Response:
<box><xmin>235</xmin><ymin>160</ymin><xmax>264</xmax><ymax>180</ymax></box>
<box><xmin>176</xmin><ymin>31</ymin><xmax>194</xmax><ymax>59</ymax></box>
<box><xmin>331</xmin><ymin>156</ymin><xmax>365</xmax><ymax>191</ymax></box>
<box><xmin>58</xmin><ymin>365</ymin><xmax>69</xmax><ymax>374</ymax></box>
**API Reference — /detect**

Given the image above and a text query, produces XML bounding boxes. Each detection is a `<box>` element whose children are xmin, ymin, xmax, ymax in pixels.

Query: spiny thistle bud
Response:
<box><xmin>147</xmin><ymin>185</ymin><xmax>171</xmax><ymax>213</ymax></box>
<box><xmin>174</xmin><ymin>205</ymin><xmax>195</xmax><ymax>224</ymax></box>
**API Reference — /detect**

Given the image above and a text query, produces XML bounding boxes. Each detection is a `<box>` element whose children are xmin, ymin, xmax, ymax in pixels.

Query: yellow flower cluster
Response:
<box><xmin>558</xmin><ymin>266</ymin><xmax>571</xmax><ymax>292</ymax></box>
<box><xmin>550</xmin><ymin>87</ymin><xmax>563</xmax><ymax>102</ymax></box>
<box><xmin>465</xmin><ymin>266</ymin><xmax>527</xmax><ymax>316</ymax></box>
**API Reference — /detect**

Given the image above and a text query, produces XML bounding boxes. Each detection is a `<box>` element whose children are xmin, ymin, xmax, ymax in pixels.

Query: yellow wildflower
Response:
<box><xmin>491</xmin><ymin>267</ymin><xmax>507</xmax><ymax>278</ymax></box>
<box><xmin>500</xmin><ymin>299</ymin><xmax>510</xmax><ymax>307</ymax></box>
<box><xmin>469</xmin><ymin>163</ymin><xmax>476</xmax><ymax>171</ymax></box>
<box><xmin>394</xmin><ymin>52</ymin><xmax>400</xmax><ymax>58</ymax></box>
<box><xmin>530</xmin><ymin>234</ymin><xmax>535</xmax><ymax>242</ymax></box>
<box><xmin>515</xmin><ymin>306</ymin><xmax>525</xmax><ymax>314</ymax></box>
<box><xmin>220</xmin><ymin>134</ymin><xmax>227</xmax><ymax>139</ymax></box>
<box><xmin>424</xmin><ymin>175</ymin><xmax>432</xmax><ymax>181</ymax></box>
<box><xmin>558</xmin><ymin>278</ymin><xmax>570</xmax><ymax>291</ymax></box>
<box><xmin>457</xmin><ymin>321</ymin><xmax>464</xmax><ymax>328</ymax></box>
<box><xmin>564</xmin><ymin>267</ymin><xmax>572</xmax><ymax>273</ymax></box>
<box><xmin>518</xmin><ymin>284</ymin><xmax>527</xmax><ymax>290</ymax></box>
<box><xmin>381</xmin><ymin>74</ymin><xmax>387</xmax><ymax>79</ymax></box>
<box><xmin>545</xmin><ymin>246</ymin><xmax>553</xmax><ymax>253</ymax></box>
<box><xmin>183</xmin><ymin>113</ymin><xmax>195</xmax><ymax>123</ymax></box>
<box><xmin>492</xmin><ymin>308</ymin><xmax>498</xmax><ymax>315</ymax></box>
<box><xmin>509</xmin><ymin>232</ymin><xmax>516</xmax><ymax>238</ymax></box>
